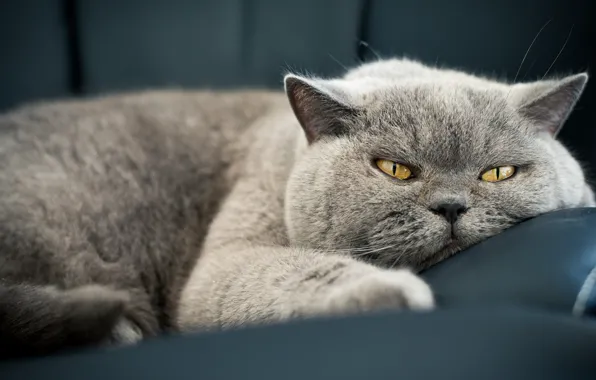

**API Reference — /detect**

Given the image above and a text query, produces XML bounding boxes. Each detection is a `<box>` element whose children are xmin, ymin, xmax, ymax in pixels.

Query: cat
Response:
<box><xmin>0</xmin><ymin>58</ymin><xmax>592</xmax><ymax>358</ymax></box>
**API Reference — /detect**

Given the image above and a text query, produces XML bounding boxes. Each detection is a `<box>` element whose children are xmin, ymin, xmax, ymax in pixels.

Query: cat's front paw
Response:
<box><xmin>319</xmin><ymin>269</ymin><xmax>434</xmax><ymax>316</ymax></box>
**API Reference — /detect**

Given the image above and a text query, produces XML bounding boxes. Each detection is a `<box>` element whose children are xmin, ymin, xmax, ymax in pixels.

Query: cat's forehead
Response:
<box><xmin>352</xmin><ymin>83</ymin><xmax>534</xmax><ymax>167</ymax></box>
<box><xmin>363</xmin><ymin>81</ymin><xmax>505</xmax><ymax>120</ymax></box>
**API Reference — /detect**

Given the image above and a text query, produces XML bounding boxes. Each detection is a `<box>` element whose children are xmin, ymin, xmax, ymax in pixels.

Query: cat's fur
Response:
<box><xmin>0</xmin><ymin>58</ymin><xmax>592</xmax><ymax>357</ymax></box>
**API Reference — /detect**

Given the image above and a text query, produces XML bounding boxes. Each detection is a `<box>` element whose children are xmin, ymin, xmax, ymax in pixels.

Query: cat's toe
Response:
<box><xmin>108</xmin><ymin>318</ymin><xmax>144</xmax><ymax>346</ymax></box>
<box><xmin>324</xmin><ymin>269</ymin><xmax>435</xmax><ymax>314</ymax></box>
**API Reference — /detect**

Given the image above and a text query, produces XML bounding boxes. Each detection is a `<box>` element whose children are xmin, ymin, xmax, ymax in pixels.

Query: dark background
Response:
<box><xmin>1</xmin><ymin>0</ymin><xmax>594</xmax><ymax>169</ymax></box>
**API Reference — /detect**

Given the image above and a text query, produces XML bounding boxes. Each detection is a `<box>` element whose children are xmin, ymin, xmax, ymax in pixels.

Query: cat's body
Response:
<box><xmin>0</xmin><ymin>90</ymin><xmax>286</xmax><ymax>355</ymax></box>
<box><xmin>0</xmin><ymin>59</ymin><xmax>592</xmax><ymax>357</ymax></box>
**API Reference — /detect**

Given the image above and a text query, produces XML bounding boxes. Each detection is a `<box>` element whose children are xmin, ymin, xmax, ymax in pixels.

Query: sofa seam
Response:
<box><xmin>572</xmin><ymin>264</ymin><xmax>596</xmax><ymax>317</ymax></box>
<box><xmin>356</xmin><ymin>0</ymin><xmax>372</xmax><ymax>61</ymax></box>
<box><xmin>63</xmin><ymin>0</ymin><xmax>83</xmax><ymax>94</ymax></box>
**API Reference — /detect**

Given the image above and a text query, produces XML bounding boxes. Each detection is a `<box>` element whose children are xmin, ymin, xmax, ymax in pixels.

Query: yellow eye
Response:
<box><xmin>376</xmin><ymin>159</ymin><xmax>413</xmax><ymax>180</ymax></box>
<box><xmin>481</xmin><ymin>166</ymin><xmax>516</xmax><ymax>182</ymax></box>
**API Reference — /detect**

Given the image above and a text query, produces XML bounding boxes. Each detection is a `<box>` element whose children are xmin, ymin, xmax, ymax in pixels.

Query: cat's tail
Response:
<box><xmin>0</xmin><ymin>283</ymin><xmax>129</xmax><ymax>359</ymax></box>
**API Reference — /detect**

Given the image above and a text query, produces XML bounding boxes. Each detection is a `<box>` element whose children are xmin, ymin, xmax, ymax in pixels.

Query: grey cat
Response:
<box><xmin>0</xmin><ymin>58</ymin><xmax>592</xmax><ymax>357</ymax></box>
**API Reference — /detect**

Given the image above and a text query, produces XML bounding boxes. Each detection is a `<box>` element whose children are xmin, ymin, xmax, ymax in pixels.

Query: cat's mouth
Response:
<box><xmin>440</xmin><ymin>238</ymin><xmax>461</xmax><ymax>254</ymax></box>
<box><xmin>418</xmin><ymin>239</ymin><xmax>463</xmax><ymax>270</ymax></box>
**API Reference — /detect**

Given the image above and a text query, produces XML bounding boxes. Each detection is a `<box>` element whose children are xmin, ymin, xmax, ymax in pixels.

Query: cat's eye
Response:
<box><xmin>480</xmin><ymin>166</ymin><xmax>516</xmax><ymax>182</ymax></box>
<box><xmin>375</xmin><ymin>159</ymin><xmax>413</xmax><ymax>180</ymax></box>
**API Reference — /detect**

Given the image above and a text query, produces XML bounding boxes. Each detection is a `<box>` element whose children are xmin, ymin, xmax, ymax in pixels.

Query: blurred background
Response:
<box><xmin>1</xmin><ymin>0</ymin><xmax>594</xmax><ymax>168</ymax></box>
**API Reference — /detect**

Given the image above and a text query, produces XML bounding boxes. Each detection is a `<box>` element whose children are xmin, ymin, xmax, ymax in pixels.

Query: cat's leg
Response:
<box><xmin>0</xmin><ymin>283</ymin><xmax>146</xmax><ymax>356</ymax></box>
<box><xmin>178</xmin><ymin>245</ymin><xmax>433</xmax><ymax>331</ymax></box>
<box><xmin>0</xmin><ymin>226</ymin><xmax>157</xmax><ymax>353</ymax></box>
<box><xmin>176</xmin><ymin>179</ymin><xmax>434</xmax><ymax>332</ymax></box>
<box><xmin>55</xmin><ymin>285</ymin><xmax>144</xmax><ymax>347</ymax></box>
<box><xmin>57</xmin><ymin>284</ymin><xmax>155</xmax><ymax>347</ymax></box>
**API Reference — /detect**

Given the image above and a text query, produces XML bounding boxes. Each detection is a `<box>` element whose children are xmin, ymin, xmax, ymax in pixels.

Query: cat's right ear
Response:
<box><xmin>284</xmin><ymin>74</ymin><xmax>356</xmax><ymax>144</ymax></box>
<box><xmin>509</xmin><ymin>73</ymin><xmax>588</xmax><ymax>137</ymax></box>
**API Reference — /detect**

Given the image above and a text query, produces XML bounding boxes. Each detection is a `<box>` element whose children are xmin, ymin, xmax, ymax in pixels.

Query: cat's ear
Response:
<box><xmin>510</xmin><ymin>73</ymin><xmax>588</xmax><ymax>137</ymax></box>
<box><xmin>284</xmin><ymin>74</ymin><xmax>357</xmax><ymax>144</ymax></box>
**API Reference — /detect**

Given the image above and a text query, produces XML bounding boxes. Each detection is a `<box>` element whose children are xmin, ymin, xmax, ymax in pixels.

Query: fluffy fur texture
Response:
<box><xmin>0</xmin><ymin>58</ymin><xmax>592</xmax><ymax>357</ymax></box>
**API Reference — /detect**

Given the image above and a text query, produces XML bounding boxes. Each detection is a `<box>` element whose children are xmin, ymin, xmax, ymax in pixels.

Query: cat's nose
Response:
<box><xmin>430</xmin><ymin>202</ymin><xmax>468</xmax><ymax>224</ymax></box>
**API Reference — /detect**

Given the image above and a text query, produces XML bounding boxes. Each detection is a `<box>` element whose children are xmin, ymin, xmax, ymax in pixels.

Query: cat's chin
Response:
<box><xmin>417</xmin><ymin>240</ymin><xmax>463</xmax><ymax>271</ymax></box>
<box><xmin>405</xmin><ymin>223</ymin><xmax>464</xmax><ymax>270</ymax></box>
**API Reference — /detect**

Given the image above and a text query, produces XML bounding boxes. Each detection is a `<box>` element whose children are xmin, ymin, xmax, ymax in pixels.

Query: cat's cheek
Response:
<box><xmin>454</xmin><ymin>210</ymin><xmax>515</xmax><ymax>247</ymax></box>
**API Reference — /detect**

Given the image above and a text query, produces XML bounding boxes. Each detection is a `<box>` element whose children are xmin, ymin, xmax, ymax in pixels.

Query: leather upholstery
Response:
<box><xmin>423</xmin><ymin>208</ymin><xmax>596</xmax><ymax>316</ymax></box>
<box><xmin>0</xmin><ymin>0</ymin><xmax>363</xmax><ymax>108</ymax></box>
<box><xmin>75</xmin><ymin>0</ymin><xmax>362</xmax><ymax>92</ymax></box>
<box><xmin>1</xmin><ymin>308</ymin><xmax>596</xmax><ymax>379</ymax></box>
<box><xmin>1</xmin><ymin>1</ymin><xmax>596</xmax><ymax>375</ymax></box>
<box><xmin>0</xmin><ymin>0</ymin><xmax>70</xmax><ymax>110</ymax></box>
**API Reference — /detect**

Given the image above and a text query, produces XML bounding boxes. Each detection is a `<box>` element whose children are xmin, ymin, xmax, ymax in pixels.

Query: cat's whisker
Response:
<box><xmin>504</xmin><ymin>19</ymin><xmax>552</xmax><ymax>110</ymax></box>
<box><xmin>360</xmin><ymin>244</ymin><xmax>397</xmax><ymax>255</ymax></box>
<box><xmin>388</xmin><ymin>252</ymin><xmax>406</xmax><ymax>270</ymax></box>
<box><xmin>330</xmin><ymin>231</ymin><xmax>374</xmax><ymax>246</ymax></box>
<box><xmin>328</xmin><ymin>54</ymin><xmax>349</xmax><ymax>71</ymax></box>
<box><xmin>324</xmin><ymin>243</ymin><xmax>397</xmax><ymax>257</ymax></box>
<box><xmin>520</xmin><ymin>59</ymin><xmax>537</xmax><ymax>82</ymax></box>
<box><xmin>541</xmin><ymin>25</ymin><xmax>574</xmax><ymax>80</ymax></box>
<box><xmin>512</xmin><ymin>19</ymin><xmax>551</xmax><ymax>85</ymax></box>
<box><xmin>350</xmin><ymin>244</ymin><xmax>398</xmax><ymax>258</ymax></box>
<box><xmin>358</xmin><ymin>41</ymin><xmax>382</xmax><ymax>60</ymax></box>
<box><xmin>326</xmin><ymin>246</ymin><xmax>377</xmax><ymax>254</ymax></box>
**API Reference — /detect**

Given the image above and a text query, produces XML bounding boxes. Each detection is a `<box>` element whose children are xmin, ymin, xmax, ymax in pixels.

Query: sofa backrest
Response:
<box><xmin>1</xmin><ymin>0</ymin><xmax>594</xmax><ymax>170</ymax></box>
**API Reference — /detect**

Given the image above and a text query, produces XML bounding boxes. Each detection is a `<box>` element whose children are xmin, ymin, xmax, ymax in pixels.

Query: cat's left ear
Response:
<box><xmin>510</xmin><ymin>73</ymin><xmax>588</xmax><ymax>137</ymax></box>
<box><xmin>284</xmin><ymin>74</ymin><xmax>357</xmax><ymax>144</ymax></box>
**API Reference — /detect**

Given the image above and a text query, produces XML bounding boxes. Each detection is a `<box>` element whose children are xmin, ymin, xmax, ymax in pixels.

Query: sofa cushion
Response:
<box><xmin>76</xmin><ymin>0</ymin><xmax>363</xmax><ymax>93</ymax></box>
<box><xmin>1</xmin><ymin>308</ymin><xmax>596</xmax><ymax>379</ymax></box>
<box><xmin>423</xmin><ymin>208</ymin><xmax>596</xmax><ymax>316</ymax></box>
<box><xmin>0</xmin><ymin>0</ymin><xmax>71</xmax><ymax>110</ymax></box>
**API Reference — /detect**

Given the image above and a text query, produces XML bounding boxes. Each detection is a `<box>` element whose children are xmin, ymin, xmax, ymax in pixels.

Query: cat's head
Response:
<box><xmin>283</xmin><ymin>59</ymin><xmax>594</xmax><ymax>270</ymax></box>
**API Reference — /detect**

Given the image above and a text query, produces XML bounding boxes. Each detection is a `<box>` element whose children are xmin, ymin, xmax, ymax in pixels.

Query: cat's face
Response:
<box><xmin>284</xmin><ymin>60</ymin><xmax>593</xmax><ymax>270</ymax></box>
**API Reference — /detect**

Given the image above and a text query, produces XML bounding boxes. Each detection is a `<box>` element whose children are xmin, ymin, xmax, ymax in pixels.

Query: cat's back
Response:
<box><xmin>0</xmin><ymin>89</ymin><xmax>287</xmax><ymax>284</ymax></box>
<box><xmin>0</xmin><ymin>89</ymin><xmax>286</xmax><ymax>190</ymax></box>
<box><xmin>0</xmin><ymin>89</ymin><xmax>286</xmax><ymax>161</ymax></box>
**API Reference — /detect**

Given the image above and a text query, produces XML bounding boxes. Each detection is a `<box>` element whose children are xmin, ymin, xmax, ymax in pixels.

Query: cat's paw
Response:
<box><xmin>108</xmin><ymin>318</ymin><xmax>143</xmax><ymax>346</ymax></box>
<box><xmin>319</xmin><ymin>269</ymin><xmax>434</xmax><ymax>316</ymax></box>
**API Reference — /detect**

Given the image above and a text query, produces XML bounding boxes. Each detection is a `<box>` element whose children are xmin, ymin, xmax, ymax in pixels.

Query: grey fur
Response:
<box><xmin>0</xmin><ymin>59</ymin><xmax>592</xmax><ymax>356</ymax></box>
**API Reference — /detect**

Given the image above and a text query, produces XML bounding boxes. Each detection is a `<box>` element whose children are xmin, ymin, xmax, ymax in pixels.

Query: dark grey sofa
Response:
<box><xmin>1</xmin><ymin>1</ymin><xmax>596</xmax><ymax>379</ymax></box>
